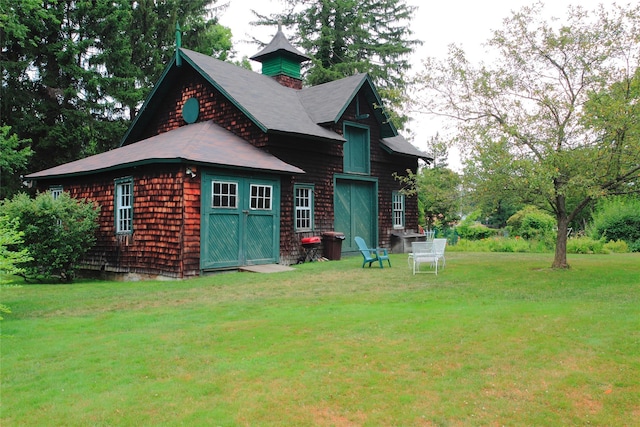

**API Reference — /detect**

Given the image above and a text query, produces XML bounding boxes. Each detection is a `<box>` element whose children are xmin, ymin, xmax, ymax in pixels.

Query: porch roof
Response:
<box><xmin>26</xmin><ymin>121</ymin><xmax>305</xmax><ymax>180</ymax></box>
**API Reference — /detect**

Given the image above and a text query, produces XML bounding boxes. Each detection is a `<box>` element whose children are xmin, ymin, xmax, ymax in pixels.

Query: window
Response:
<box><xmin>250</xmin><ymin>184</ymin><xmax>272</xmax><ymax>210</ymax></box>
<box><xmin>212</xmin><ymin>181</ymin><xmax>237</xmax><ymax>208</ymax></box>
<box><xmin>392</xmin><ymin>192</ymin><xmax>404</xmax><ymax>229</ymax></box>
<box><xmin>50</xmin><ymin>186</ymin><xmax>63</xmax><ymax>199</ymax></box>
<box><xmin>115</xmin><ymin>178</ymin><xmax>133</xmax><ymax>234</ymax></box>
<box><xmin>295</xmin><ymin>185</ymin><xmax>314</xmax><ymax>231</ymax></box>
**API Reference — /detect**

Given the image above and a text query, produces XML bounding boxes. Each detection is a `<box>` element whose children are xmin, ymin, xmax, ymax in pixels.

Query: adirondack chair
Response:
<box><xmin>354</xmin><ymin>236</ymin><xmax>391</xmax><ymax>268</ymax></box>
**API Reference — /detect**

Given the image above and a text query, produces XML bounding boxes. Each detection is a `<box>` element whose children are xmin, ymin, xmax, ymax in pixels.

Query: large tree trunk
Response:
<box><xmin>552</xmin><ymin>194</ymin><xmax>570</xmax><ymax>269</ymax></box>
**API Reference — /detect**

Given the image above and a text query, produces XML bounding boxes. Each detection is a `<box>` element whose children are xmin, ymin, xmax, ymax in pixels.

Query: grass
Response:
<box><xmin>2</xmin><ymin>252</ymin><xmax>639</xmax><ymax>426</ymax></box>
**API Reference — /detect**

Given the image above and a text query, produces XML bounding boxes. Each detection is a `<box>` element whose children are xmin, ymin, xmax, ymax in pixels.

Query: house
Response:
<box><xmin>25</xmin><ymin>27</ymin><xmax>429</xmax><ymax>278</ymax></box>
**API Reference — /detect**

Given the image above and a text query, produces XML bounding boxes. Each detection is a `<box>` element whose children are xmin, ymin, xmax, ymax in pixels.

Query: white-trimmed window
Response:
<box><xmin>212</xmin><ymin>181</ymin><xmax>238</xmax><ymax>208</ymax></box>
<box><xmin>392</xmin><ymin>192</ymin><xmax>405</xmax><ymax>229</ymax></box>
<box><xmin>115</xmin><ymin>177</ymin><xmax>133</xmax><ymax>234</ymax></box>
<box><xmin>295</xmin><ymin>185</ymin><xmax>314</xmax><ymax>231</ymax></box>
<box><xmin>250</xmin><ymin>184</ymin><xmax>272</xmax><ymax>210</ymax></box>
<box><xmin>50</xmin><ymin>186</ymin><xmax>63</xmax><ymax>200</ymax></box>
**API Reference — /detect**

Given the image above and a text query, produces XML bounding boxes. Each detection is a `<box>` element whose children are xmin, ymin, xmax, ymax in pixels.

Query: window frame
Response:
<box><xmin>392</xmin><ymin>191</ymin><xmax>405</xmax><ymax>229</ymax></box>
<box><xmin>211</xmin><ymin>180</ymin><xmax>238</xmax><ymax>209</ymax></box>
<box><xmin>115</xmin><ymin>177</ymin><xmax>134</xmax><ymax>235</ymax></box>
<box><xmin>250</xmin><ymin>184</ymin><xmax>273</xmax><ymax>210</ymax></box>
<box><xmin>294</xmin><ymin>184</ymin><xmax>315</xmax><ymax>232</ymax></box>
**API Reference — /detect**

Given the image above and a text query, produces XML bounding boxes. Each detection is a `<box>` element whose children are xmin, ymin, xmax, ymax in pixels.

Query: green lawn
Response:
<box><xmin>2</xmin><ymin>252</ymin><xmax>639</xmax><ymax>426</ymax></box>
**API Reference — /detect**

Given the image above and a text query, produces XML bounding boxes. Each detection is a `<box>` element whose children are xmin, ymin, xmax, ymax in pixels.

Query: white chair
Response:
<box><xmin>432</xmin><ymin>238</ymin><xmax>447</xmax><ymax>268</ymax></box>
<box><xmin>411</xmin><ymin>241</ymin><xmax>441</xmax><ymax>275</ymax></box>
<box><xmin>423</xmin><ymin>230</ymin><xmax>435</xmax><ymax>241</ymax></box>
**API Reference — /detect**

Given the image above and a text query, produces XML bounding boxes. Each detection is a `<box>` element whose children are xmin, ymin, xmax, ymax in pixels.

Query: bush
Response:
<box><xmin>456</xmin><ymin>211</ymin><xmax>496</xmax><ymax>240</ymax></box>
<box><xmin>507</xmin><ymin>206</ymin><xmax>556</xmax><ymax>242</ymax></box>
<box><xmin>603</xmin><ymin>239</ymin><xmax>629</xmax><ymax>253</ymax></box>
<box><xmin>487</xmin><ymin>237</ymin><xmax>531</xmax><ymax>253</ymax></box>
<box><xmin>0</xmin><ymin>215</ymin><xmax>32</xmax><ymax>277</ymax></box>
<box><xmin>0</xmin><ymin>192</ymin><xmax>100</xmax><ymax>281</ymax></box>
<box><xmin>566</xmin><ymin>237</ymin><xmax>607</xmax><ymax>254</ymax></box>
<box><xmin>589</xmin><ymin>197</ymin><xmax>640</xmax><ymax>252</ymax></box>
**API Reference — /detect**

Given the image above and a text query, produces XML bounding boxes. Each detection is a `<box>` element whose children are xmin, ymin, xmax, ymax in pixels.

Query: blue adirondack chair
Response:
<box><xmin>354</xmin><ymin>236</ymin><xmax>391</xmax><ymax>268</ymax></box>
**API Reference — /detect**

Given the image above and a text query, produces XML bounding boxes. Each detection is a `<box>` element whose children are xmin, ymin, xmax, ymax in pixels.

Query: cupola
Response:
<box><xmin>250</xmin><ymin>24</ymin><xmax>310</xmax><ymax>90</ymax></box>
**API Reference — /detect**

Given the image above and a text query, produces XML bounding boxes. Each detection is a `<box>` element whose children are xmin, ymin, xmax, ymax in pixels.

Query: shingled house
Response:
<box><xmin>26</xmin><ymin>28</ymin><xmax>429</xmax><ymax>278</ymax></box>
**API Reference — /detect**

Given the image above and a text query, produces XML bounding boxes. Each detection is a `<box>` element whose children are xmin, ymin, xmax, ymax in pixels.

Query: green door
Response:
<box><xmin>335</xmin><ymin>177</ymin><xmax>377</xmax><ymax>252</ymax></box>
<box><xmin>201</xmin><ymin>173</ymin><xmax>280</xmax><ymax>270</ymax></box>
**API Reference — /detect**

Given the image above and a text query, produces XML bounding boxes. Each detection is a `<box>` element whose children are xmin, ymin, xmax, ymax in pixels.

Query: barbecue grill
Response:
<box><xmin>299</xmin><ymin>236</ymin><xmax>321</xmax><ymax>263</ymax></box>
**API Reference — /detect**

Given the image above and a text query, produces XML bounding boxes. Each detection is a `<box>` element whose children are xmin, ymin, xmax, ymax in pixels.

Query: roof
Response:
<box><xmin>250</xmin><ymin>27</ymin><xmax>310</xmax><ymax>63</ymax></box>
<box><xmin>298</xmin><ymin>74</ymin><xmax>397</xmax><ymax>138</ymax></box>
<box><xmin>143</xmin><ymin>49</ymin><xmax>344</xmax><ymax>144</ymax></box>
<box><xmin>26</xmin><ymin>121</ymin><xmax>305</xmax><ymax>179</ymax></box>
<box><xmin>380</xmin><ymin>135</ymin><xmax>432</xmax><ymax>161</ymax></box>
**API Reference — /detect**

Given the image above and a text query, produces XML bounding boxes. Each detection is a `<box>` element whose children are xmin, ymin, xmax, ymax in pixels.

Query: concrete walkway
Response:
<box><xmin>239</xmin><ymin>264</ymin><xmax>295</xmax><ymax>273</ymax></box>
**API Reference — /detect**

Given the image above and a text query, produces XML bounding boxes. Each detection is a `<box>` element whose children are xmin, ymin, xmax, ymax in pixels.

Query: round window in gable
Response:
<box><xmin>182</xmin><ymin>97</ymin><xmax>200</xmax><ymax>124</ymax></box>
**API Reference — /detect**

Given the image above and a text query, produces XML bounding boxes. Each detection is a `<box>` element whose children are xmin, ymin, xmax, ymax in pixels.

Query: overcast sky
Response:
<box><xmin>217</xmin><ymin>0</ymin><xmax>607</xmax><ymax>170</ymax></box>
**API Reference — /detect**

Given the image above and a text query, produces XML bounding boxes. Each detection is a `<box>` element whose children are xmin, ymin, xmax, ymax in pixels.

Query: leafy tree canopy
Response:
<box><xmin>414</xmin><ymin>2</ymin><xmax>640</xmax><ymax>268</ymax></box>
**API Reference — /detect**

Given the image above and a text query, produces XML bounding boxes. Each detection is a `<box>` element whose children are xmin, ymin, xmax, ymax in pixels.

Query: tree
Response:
<box><xmin>414</xmin><ymin>3</ymin><xmax>640</xmax><ymax>268</ymax></box>
<box><xmin>419</xmin><ymin>166</ymin><xmax>461</xmax><ymax>231</ymax></box>
<box><xmin>0</xmin><ymin>215</ymin><xmax>32</xmax><ymax>278</ymax></box>
<box><xmin>253</xmin><ymin>0</ymin><xmax>421</xmax><ymax>127</ymax></box>
<box><xmin>1</xmin><ymin>0</ymin><xmax>232</xmax><ymax>196</ymax></box>
<box><xmin>394</xmin><ymin>163</ymin><xmax>461</xmax><ymax>231</ymax></box>
<box><xmin>0</xmin><ymin>126</ymin><xmax>33</xmax><ymax>198</ymax></box>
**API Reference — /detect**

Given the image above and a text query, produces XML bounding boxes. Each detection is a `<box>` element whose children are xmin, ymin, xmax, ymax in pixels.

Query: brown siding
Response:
<box><xmin>36</xmin><ymin>164</ymin><xmax>200</xmax><ymax>278</ymax></box>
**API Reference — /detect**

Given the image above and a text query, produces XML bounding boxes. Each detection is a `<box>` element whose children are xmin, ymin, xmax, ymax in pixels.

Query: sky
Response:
<box><xmin>217</xmin><ymin>0</ymin><xmax>606</xmax><ymax>170</ymax></box>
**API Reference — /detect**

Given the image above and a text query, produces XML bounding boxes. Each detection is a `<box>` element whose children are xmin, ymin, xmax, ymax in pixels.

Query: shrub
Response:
<box><xmin>0</xmin><ymin>215</ymin><xmax>32</xmax><ymax>277</ymax></box>
<box><xmin>566</xmin><ymin>237</ymin><xmax>607</xmax><ymax>254</ymax></box>
<box><xmin>0</xmin><ymin>192</ymin><xmax>100</xmax><ymax>281</ymax></box>
<box><xmin>588</xmin><ymin>197</ymin><xmax>640</xmax><ymax>251</ymax></box>
<box><xmin>603</xmin><ymin>239</ymin><xmax>629</xmax><ymax>253</ymax></box>
<box><xmin>507</xmin><ymin>206</ymin><xmax>556</xmax><ymax>242</ymax></box>
<box><xmin>456</xmin><ymin>211</ymin><xmax>496</xmax><ymax>240</ymax></box>
<box><xmin>487</xmin><ymin>237</ymin><xmax>531</xmax><ymax>253</ymax></box>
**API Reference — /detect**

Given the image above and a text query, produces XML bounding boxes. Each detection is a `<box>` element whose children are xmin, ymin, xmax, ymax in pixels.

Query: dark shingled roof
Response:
<box><xmin>26</xmin><ymin>121</ymin><xmax>304</xmax><ymax>179</ymax></box>
<box><xmin>250</xmin><ymin>27</ymin><xmax>310</xmax><ymax>63</ymax></box>
<box><xmin>381</xmin><ymin>135</ymin><xmax>432</xmax><ymax>161</ymax></box>
<box><xmin>180</xmin><ymin>49</ymin><xmax>344</xmax><ymax>142</ymax></box>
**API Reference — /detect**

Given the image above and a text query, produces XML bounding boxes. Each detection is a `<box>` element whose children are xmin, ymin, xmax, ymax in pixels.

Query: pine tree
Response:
<box><xmin>254</xmin><ymin>0</ymin><xmax>421</xmax><ymax>127</ymax></box>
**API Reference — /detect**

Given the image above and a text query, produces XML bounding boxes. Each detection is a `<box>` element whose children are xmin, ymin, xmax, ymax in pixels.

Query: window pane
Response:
<box><xmin>250</xmin><ymin>184</ymin><xmax>272</xmax><ymax>210</ymax></box>
<box><xmin>392</xmin><ymin>193</ymin><xmax>404</xmax><ymax>228</ymax></box>
<box><xmin>295</xmin><ymin>186</ymin><xmax>313</xmax><ymax>231</ymax></box>
<box><xmin>212</xmin><ymin>181</ymin><xmax>237</xmax><ymax>208</ymax></box>
<box><xmin>116</xmin><ymin>179</ymin><xmax>133</xmax><ymax>234</ymax></box>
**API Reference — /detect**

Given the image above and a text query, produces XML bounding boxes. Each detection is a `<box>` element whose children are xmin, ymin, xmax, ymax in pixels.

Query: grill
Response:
<box><xmin>299</xmin><ymin>236</ymin><xmax>321</xmax><ymax>263</ymax></box>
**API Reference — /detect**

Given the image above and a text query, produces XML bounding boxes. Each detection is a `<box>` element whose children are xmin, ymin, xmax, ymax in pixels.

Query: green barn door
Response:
<box><xmin>201</xmin><ymin>174</ymin><xmax>280</xmax><ymax>270</ymax></box>
<box><xmin>335</xmin><ymin>178</ymin><xmax>377</xmax><ymax>252</ymax></box>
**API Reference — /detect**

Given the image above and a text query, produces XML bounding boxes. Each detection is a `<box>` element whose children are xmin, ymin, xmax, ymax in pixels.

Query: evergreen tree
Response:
<box><xmin>0</xmin><ymin>0</ymin><xmax>231</xmax><ymax>196</ymax></box>
<box><xmin>253</xmin><ymin>0</ymin><xmax>420</xmax><ymax>127</ymax></box>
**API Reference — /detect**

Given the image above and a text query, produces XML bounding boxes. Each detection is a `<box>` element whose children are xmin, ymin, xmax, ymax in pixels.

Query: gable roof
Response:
<box><xmin>27</xmin><ymin>121</ymin><xmax>304</xmax><ymax>180</ymax></box>
<box><xmin>298</xmin><ymin>74</ymin><xmax>397</xmax><ymax>138</ymax></box>
<box><xmin>117</xmin><ymin>47</ymin><xmax>427</xmax><ymax>161</ymax></box>
<box><xmin>122</xmin><ymin>49</ymin><xmax>344</xmax><ymax>146</ymax></box>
